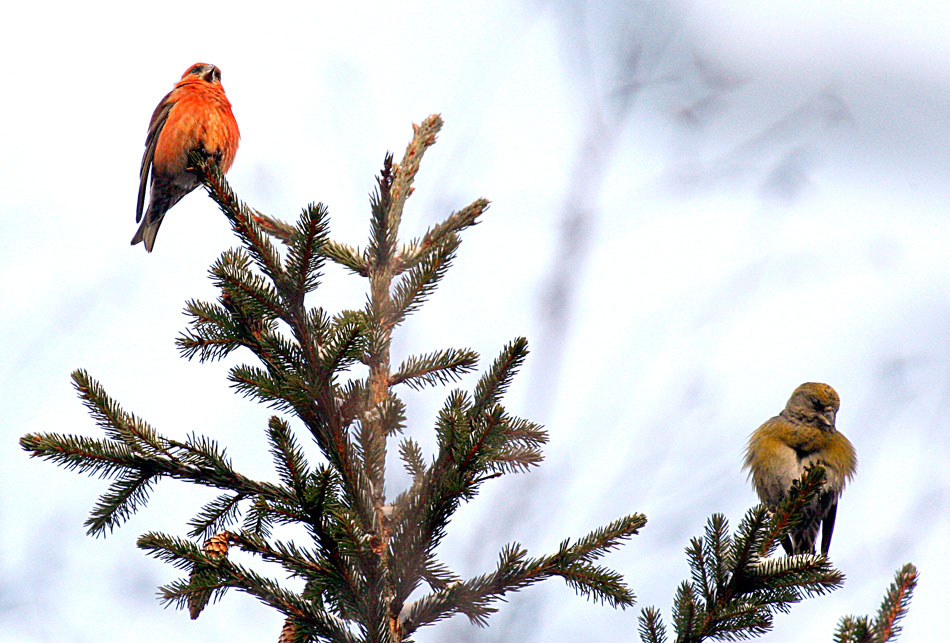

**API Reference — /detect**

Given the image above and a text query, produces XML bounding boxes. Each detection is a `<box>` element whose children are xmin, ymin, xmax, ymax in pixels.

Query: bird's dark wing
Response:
<box><xmin>820</xmin><ymin>499</ymin><xmax>839</xmax><ymax>556</ymax></box>
<box><xmin>779</xmin><ymin>534</ymin><xmax>794</xmax><ymax>556</ymax></box>
<box><xmin>136</xmin><ymin>94</ymin><xmax>175</xmax><ymax>223</ymax></box>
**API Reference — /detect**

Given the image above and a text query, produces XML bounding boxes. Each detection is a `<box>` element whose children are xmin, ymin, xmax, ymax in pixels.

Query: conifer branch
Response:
<box><xmin>187</xmin><ymin>492</ymin><xmax>247</xmax><ymax>539</ymax></box>
<box><xmin>142</xmin><ymin>531</ymin><xmax>359</xmax><ymax>642</ymax></box>
<box><xmin>229</xmin><ymin>531</ymin><xmax>331</xmax><ymax>579</ymax></box>
<box><xmin>400</xmin><ymin>516</ymin><xmax>643</xmax><ymax>636</ymax></box>
<box><xmin>22</xmin><ymin>117</ymin><xmax>648</xmax><ymax>641</ymax></box>
<box><xmin>284</xmin><ymin>202</ymin><xmax>331</xmax><ymax>304</ymax></box>
<box><xmin>569</xmin><ymin>514</ymin><xmax>649</xmax><ymax>564</ymax></box>
<box><xmin>19</xmin><ymin>431</ymin><xmax>147</xmax><ymax>482</ymax></box>
<box><xmin>324</xmin><ymin>240</ymin><xmax>369</xmax><ymax>276</ymax></box>
<box><xmin>368</xmin><ymin>152</ymin><xmax>395</xmax><ymax>269</ymax></box>
<box><xmin>21</xmin><ymin>407</ymin><xmax>299</xmax><ymax>538</ymax></box>
<box><xmin>729</xmin><ymin>505</ymin><xmax>771</xmax><ymax>576</ymax></box>
<box><xmin>396</xmin><ymin>199</ymin><xmax>488</xmax><ymax>274</ymax></box>
<box><xmin>398</xmin><ymin>438</ymin><xmax>427</xmax><ymax>480</ymax></box>
<box><xmin>390</xmin><ymin>348</ymin><xmax>479</xmax><ymax>391</ymax></box>
<box><xmin>241</xmin><ymin>495</ymin><xmax>277</xmax><ymax>538</ymax></box>
<box><xmin>470</xmin><ymin>337</ymin><xmax>529</xmax><ymax>417</ymax></box>
<box><xmin>872</xmin><ymin>563</ymin><xmax>918</xmax><ymax>641</ymax></box>
<box><xmin>155</xmin><ymin>172</ymin><xmax>373</xmax><ymax>530</ymax></box>
<box><xmin>86</xmin><ymin>468</ymin><xmax>159</xmax><ymax>536</ymax></box>
<box><xmin>318</xmin><ymin>321</ymin><xmax>365</xmax><ymax>377</ymax></box>
<box><xmin>71</xmin><ymin>369</ymin><xmax>168</xmax><ymax>455</ymax></box>
<box><xmin>389</xmin><ymin>114</ymin><xmax>442</xmax><ymax>233</ymax></box>
<box><xmin>192</xmin><ymin>152</ymin><xmax>285</xmax><ymax>283</ymax></box>
<box><xmin>250</xmin><ymin>207</ymin><xmax>296</xmax><ymax>245</ymax></box>
<box><xmin>211</xmin><ymin>250</ymin><xmax>284</xmax><ymax>322</ymax></box>
<box><xmin>761</xmin><ymin>464</ymin><xmax>828</xmax><ymax>556</ymax></box>
<box><xmin>638</xmin><ymin>605</ymin><xmax>669</xmax><ymax>643</ymax></box>
<box><xmin>836</xmin><ymin>617</ymin><xmax>872</xmax><ymax>643</ymax></box>
<box><xmin>387</xmin><ymin>338</ymin><xmax>549</xmax><ymax>616</ymax></box>
<box><xmin>419</xmin><ymin>555</ymin><xmax>462</xmax><ymax>591</ymax></box>
<box><xmin>639</xmin><ymin>472</ymin><xmax>848</xmax><ymax>643</ymax></box>
<box><xmin>267</xmin><ymin>416</ymin><xmax>311</xmax><ymax>496</ymax></box>
<box><xmin>177</xmin><ymin>299</ymin><xmax>245</xmax><ymax>362</ymax></box>
<box><xmin>389</xmin><ymin>235</ymin><xmax>459</xmax><ymax>327</ymax></box>
<box><xmin>834</xmin><ymin>563</ymin><xmax>919</xmax><ymax>643</ymax></box>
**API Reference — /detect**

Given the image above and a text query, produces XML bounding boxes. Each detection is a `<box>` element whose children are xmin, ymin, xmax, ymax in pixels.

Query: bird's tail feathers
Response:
<box><xmin>131</xmin><ymin>210</ymin><xmax>164</xmax><ymax>252</ymax></box>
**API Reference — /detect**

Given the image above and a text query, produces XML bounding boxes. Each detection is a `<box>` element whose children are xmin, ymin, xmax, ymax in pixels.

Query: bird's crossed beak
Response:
<box><xmin>820</xmin><ymin>408</ymin><xmax>836</xmax><ymax>429</ymax></box>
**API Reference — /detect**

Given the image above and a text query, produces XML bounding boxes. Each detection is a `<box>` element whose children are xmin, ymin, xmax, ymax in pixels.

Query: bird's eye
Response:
<box><xmin>810</xmin><ymin>396</ymin><xmax>823</xmax><ymax>410</ymax></box>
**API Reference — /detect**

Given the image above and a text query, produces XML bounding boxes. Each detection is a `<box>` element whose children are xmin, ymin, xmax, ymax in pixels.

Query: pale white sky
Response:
<box><xmin>2</xmin><ymin>2</ymin><xmax>947</xmax><ymax>641</ymax></box>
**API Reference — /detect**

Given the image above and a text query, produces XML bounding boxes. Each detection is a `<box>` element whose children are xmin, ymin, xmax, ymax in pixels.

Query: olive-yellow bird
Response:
<box><xmin>744</xmin><ymin>382</ymin><xmax>857</xmax><ymax>556</ymax></box>
<box><xmin>132</xmin><ymin>63</ymin><xmax>240</xmax><ymax>252</ymax></box>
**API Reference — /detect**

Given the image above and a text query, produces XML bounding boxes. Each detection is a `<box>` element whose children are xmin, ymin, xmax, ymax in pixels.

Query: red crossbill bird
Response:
<box><xmin>743</xmin><ymin>382</ymin><xmax>857</xmax><ymax>556</ymax></box>
<box><xmin>132</xmin><ymin>63</ymin><xmax>240</xmax><ymax>252</ymax></box>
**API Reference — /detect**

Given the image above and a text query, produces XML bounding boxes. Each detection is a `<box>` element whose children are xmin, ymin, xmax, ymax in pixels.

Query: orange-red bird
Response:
<box><xmin>132</xmin><ymin>63</ymin><xmax>240</xmax><ymax>251</ymax></box>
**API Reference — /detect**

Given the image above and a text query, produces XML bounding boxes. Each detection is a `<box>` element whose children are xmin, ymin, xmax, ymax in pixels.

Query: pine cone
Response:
<box><xmin>188</xmin><ymin>531</ymin><xmax>234</xmax><ymax>619</ymax></box>
<box><xmin>203</xmin><ymin>531</ymin><xmax>233</xmax><ymax>560</ymax></box>
<box><xmin>278</xmin><ymin>617</ymin><xmax>301</xmax><ymax>643</ymax></box>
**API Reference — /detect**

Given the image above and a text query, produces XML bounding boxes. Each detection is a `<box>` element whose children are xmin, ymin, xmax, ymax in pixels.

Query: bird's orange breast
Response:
<box><xmin>152</xmin><ymin>80</ymin><xmax>240</xmax><ymax>177</ymax></box>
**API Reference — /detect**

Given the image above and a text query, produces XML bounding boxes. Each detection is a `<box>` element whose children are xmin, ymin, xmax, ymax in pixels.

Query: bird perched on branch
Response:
<box><xmin>743</xmin><ymin>382</ymin><xmax>857</xmax><ymax>555</ymax></box>
<box><xmin>132</xmin><ymin>63</ymin><xmax>240</xmax><ymax>252</ymax></box>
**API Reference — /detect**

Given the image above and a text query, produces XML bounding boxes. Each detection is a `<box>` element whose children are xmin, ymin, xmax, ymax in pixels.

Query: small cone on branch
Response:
<box><xmin>203</xmin><ymin>531</ymin><xmax>233</xmax><ymax>560</ymax></box>
<box><xmin>188</xmin><ymin>531</ymin><xmax>234</xmax><ymax>619</ymax></box>
<box><xmin>279</xmin><ymin>617</ymin><xmax>305</xmax><ymax>643</ymax></box>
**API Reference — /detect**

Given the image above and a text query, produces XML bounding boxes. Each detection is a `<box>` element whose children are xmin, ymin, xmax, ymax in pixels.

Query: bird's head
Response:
<box><xmin>785</xmin><ymin>382</ymin><xmax>839</xmax><ymax>431</ymax></box>
<box><xmin>182</xmin><ymin>63</ymin><xmax>222</xmax><ymax>84</ymax></box>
